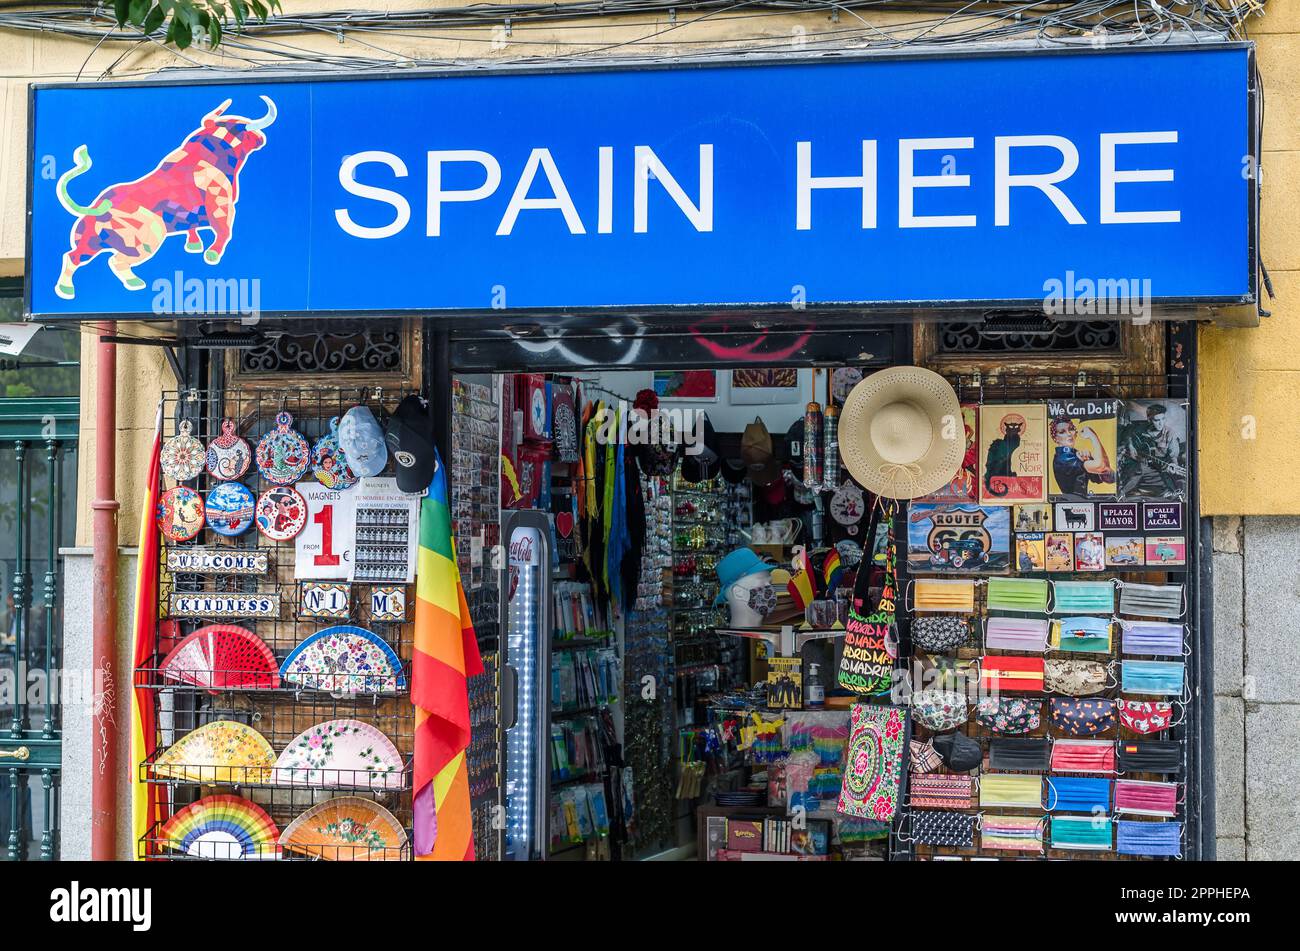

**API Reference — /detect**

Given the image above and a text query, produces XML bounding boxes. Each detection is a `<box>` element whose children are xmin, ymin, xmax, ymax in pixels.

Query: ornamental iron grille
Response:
<box><xmin>938</xmin><ymin>319</ymin><xmax>1122</xmax><ymax>354</ymax></box>
<box><xmin>238</xmin><ymin>322</ymin><xmax>405</xmax><ymax>376</ymax></box>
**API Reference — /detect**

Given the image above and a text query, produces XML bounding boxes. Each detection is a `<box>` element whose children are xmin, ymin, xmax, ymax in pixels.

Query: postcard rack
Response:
<box><xmin>139</xmin><ymin>386</ymin><xmax>420</xmax><ymax>862</ymax></box>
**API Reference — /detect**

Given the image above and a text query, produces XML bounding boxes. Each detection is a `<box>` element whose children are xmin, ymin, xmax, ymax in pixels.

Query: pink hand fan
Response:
<box><xmin>273</xmin><ymin>718</ymin><xmax>405</xmax><ymax>789</ymax></box>
<box><xmin>160</xmin><ymin>624</ymin><xmax>280</xmax><ymax>691</ymax></box>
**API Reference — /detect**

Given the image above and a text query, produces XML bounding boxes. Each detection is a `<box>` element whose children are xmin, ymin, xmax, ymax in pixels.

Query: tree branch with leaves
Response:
<box><xmin>113</xmin><ymin>0</ymin><xmax>282</xmax><ymax>50</ymax></box>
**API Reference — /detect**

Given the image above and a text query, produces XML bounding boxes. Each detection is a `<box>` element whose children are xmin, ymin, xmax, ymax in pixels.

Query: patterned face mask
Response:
<box><xmin>1050</xmin><ymin>698</ymin><xmax>1118</xmax><ymax>737</ymax></box>
<box><xmin>746</xmin><ymin>583</ymin><xmax>777</xmax><ymax>618</ymax></box>
<box><xmin>980</xmin><ymin>814</ymin><xmax>1044</xmax><ymax>853</ymax></box>
<box><xmin>909</xmin><ymin>773</ymin><xmax>974</xmax><ymax>809</ymax></box>
<box><xmin>911</xmin><ymin>689</ymin><xmax>970</xmax><ymax>732</ymax></box>
<box><xmin>975</xmin><ymin>697</ymin><xmax>1041</xmax><ymax>734</ymax></box>
<box><xmin>980</xmin><ymin>656</ymin><xmax>1045</xmax><ymax>694</ymax></box>
<box><xmin>1118</xmin><ymin>700</ymin><xmax>1174</xmax><ymax>734</ymax></box>
<box><xmin>909</xmin><ymin>739</ymin><xmax>944</xmax><ymax>773</ymax></box>
<box><xmin>1051</xmin><ymin>616</ymin><xmax>1113</xmax><ymax>653</ymax></box>
<box><xmin>910</xmin><ymin>810</ymin><xmax>975</xmax><ymax>848</ymax></box>
<box><xmin>911</xmin><ymin>616</ymin><xmax>971</xmax><ymax>653</ymax></box>
<box><xmin>1045</xmin><ymin>659</ymin><xmax>1110</xmax><ymax>696</ymax></box>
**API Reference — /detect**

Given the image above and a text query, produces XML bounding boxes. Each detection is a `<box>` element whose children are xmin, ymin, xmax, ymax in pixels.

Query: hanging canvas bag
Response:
<box><xmin>838</xmin><ymin>702</ymin><xmax>906</xmax><ymax>822</ymax></box>
<box><xmin>837</xmin><ymin>503</ymin><xmax>898</xmax><ymax>695</ymax></box>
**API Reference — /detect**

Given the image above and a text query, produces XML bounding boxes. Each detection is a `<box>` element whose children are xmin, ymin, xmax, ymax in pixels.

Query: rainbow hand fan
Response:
<box><xmin>279</xmin><ymin>625</ymin><xmax>406</xmax><ymax>695</ymax></box>
<box><xmin>159</xmin><ymin>794</ymin><xmax>280</xmax><ymax>860</ymax></box>
<box><xmin>160</xmin><ymin>624</ymin><xmax>280</xmax><ymax>691</ymax></box>
<box><xmin>279</xmin><ymin>796</ymin><xmax>408</xmax><ymax>861</ymax></box>
<box><xmin>152</xmin><ymin>720</ymin><xmax>277</xmax><ymax>785</ymax></box>
<box><xmin>273</xmin><ymin>718</ymin><xmax>405</xmax><ymax>789</ymax></box>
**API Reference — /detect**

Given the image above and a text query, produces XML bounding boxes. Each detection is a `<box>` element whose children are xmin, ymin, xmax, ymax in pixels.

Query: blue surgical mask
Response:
<box><xmin>1052</xmin><ymin>580</ymin><xmax>1115</xmax><ymax>615</ymax></box>
<box><xmin>1120</xmin><ymin>620</ymin><xmax>1185</xmax><ymax>656</ymax></box>
<box><xmin>1050</xmin><ymin>815</ymin><xmax>1113</xmax><ymax>851</ymax></box>
<box><xmin>1116</xmin><ymin>820</ymin><xmax>1182</xmax><ymax>857</ymax></box>
<box><xmin>1122</xmin><ymin>660</ymin><xmax>1185</xmax><ymax>696</ymax></box>
<box><xmin>1044</xmin><ymin>776</ymin><xmax>1112</xmax><ymax>814</ymax></box>
<box><xmin>1052</xmin><ymin>616</ymin><xmax>1113</xmax><ymax>653</ymax></box>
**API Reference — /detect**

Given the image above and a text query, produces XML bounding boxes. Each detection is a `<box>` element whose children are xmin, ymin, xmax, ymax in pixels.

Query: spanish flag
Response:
<box><xmin>130</xmin><ymin>404</ymin><xmax>165</xmax><ymax>858</ymax></box>
<box><xmin>413</xmin><ymin>449</ymin><xmax>484</xmax><ymax>860</ymax></box>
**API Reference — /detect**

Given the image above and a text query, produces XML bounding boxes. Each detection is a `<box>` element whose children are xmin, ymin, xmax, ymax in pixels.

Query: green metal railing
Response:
<box><xmin>1</xmin><ymin>396</ymin><xmax>78</xmax><ymax>861</ymax></box>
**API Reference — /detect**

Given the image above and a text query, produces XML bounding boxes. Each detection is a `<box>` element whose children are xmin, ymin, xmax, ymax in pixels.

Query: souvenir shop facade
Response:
<box><xmin>21</xmin><ymin>41</ymin><xmax>1258</xmax><ymax>861</ymax></box>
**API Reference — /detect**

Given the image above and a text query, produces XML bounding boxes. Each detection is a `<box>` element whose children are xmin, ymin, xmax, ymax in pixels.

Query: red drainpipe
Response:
<box><xmin>91</xmin><ymin>325</ymin><xmax>119</xmax><ymax>859</ymax></box>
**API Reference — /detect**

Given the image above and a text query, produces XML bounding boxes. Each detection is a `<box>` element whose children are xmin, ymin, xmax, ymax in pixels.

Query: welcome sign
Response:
<box><xmin>26</xmin><ymin>45</ymin><xmax>1254</xmax><ymax>318</ymax></box>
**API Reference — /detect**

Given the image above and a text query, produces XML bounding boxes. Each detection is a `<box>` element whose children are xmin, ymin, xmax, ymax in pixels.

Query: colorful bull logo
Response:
<box><xmin>54</xmin><ymin>96</ymin><xmax>276</xmax><ymax>300</ymax></box>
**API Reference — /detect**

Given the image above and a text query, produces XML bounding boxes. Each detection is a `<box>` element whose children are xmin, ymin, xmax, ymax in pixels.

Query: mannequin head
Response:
<box><xmin>727</xmin><ymin>569</ymin><xmax>775</xmax><ymax>628</ymax></box>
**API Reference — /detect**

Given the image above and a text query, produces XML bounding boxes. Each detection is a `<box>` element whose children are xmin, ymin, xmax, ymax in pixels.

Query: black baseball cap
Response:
<box><xmin>385</xmin><ymin>395</ymin><xmax>438</xmax><ymax>493</ymax></box>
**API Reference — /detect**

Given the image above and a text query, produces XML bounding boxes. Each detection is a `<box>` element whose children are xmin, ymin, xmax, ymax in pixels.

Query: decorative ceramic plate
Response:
<box><xmin>206</xmin><ymin>418</ymin><xmax>252</xmax><ymax>480</ymax></box>
<box><xmin>205</xmin><ymin>481</ymin><xmax>256</xmax><ymax>537</ymax></box>
<box><xmin>278</xmin><ymin>796</ymin><xmax>407</xmax><ymax>861</ymax></box>
<box><xmin>255</xmin><ymin>411</ymin><xmax>310</xmax><ymax>485</ymax></box>
<box><xmin>159</xmin><ymin>624</ymin><xmax>280</xmax><ymax>691</ymax></box>
<box><xmin>157</xmin><ymin>486</ymin><xmax>206</xmax><ymax>543</ymax></box>
<box><xmin>279</xmin><ymin>625</ymin><xmax>406</xmax><ymax>695</ymax></box>
<box><xmin>272</xmin><ymin>718</ymin><xmax>405</xmax><ymax>789</ymax></box>
<box><xmin>161</xmin><ymin>419</ymin><xmax>205</xmax><ymax>483</ymax></box>
<box><xmin>152</xmin><ymin>720</ymin><xmax>277</xmax><ymax>784</ymax></box>
<box><xmin>312</xmin><ymin>416</ymin><xmax>358</xmax><ymax>490</ymax></box>
<box><xmin>255</xmin><ymin>485</ymin><xmax>308</xmax><ymax>541</ymax></box>
<box><xmin>159</xmin><ymin>794</ymin><xmax>281</xmax><ymax>860</ymax></box>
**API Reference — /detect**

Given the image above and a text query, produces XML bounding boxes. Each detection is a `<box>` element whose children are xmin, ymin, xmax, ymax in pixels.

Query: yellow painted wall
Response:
<box><xmin>0</xmin><ymin>3</ymin><xmax>1281</xmax><ymax>527</ymax></box>
<box><xmin>1199</xmin><ymin>4</ymin><xmax>1300</xmax><ymax>514</ymax></box>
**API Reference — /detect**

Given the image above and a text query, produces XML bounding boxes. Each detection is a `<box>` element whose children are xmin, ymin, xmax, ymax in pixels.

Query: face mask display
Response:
<box><xmin>988</xmin><ymin>738</ymin><xmax>1051</xmax><ymax>772</ymax></box>
<box><xmin>985</xmin><ymin>617</ymin><xmax>1050</xmax><ymax>652</ymax></box>
<box><xmin>1052</xmin><ymin>580</ymin><xmax>1116</xmax><ymax>615</ymax></box>
<box><xmin>911</xmin><ymin>810</ymin><xmax>976</xmax><ymax>848</ymax></box>
<box><xmin>1116</xmin><ymin>820</ymin><xmax>1182</xmax><ymax>857</ymax></box>
<box><xmin>914</xmin><ymin>578</ymin><xmax>977</xmax><ymax>614</ymax></box>
<box><xmin>909</xmin><ymin>739</ymin><xmax>944</xmax><ymax>773</ymax></box>
<box><xmin>1122</xmin><ymin>660</ymin><xmax>1186</xmax><ymax>696</ymax></box>
<box><xmin>1050</xmin><ymin>739</ymin><xmax>1116</xmax><ymax>774</ymax></box>
<box><xmin>1119</xmin><ymin>620</ymin><xmax>1185</xmax><ymax>656</ymax></box>
<box><xmin>932</xmin><ymin>730</ymin><xmax>982</xmax><ymax>773</ymax></box>
<box><xmin>910</xmin><ymin>772</ymin><xmax>974</xmax><ymax>809</ymax></box>
<box><xmin>987</xmin><ymin>577</ymin><xmax>1051</xmax><ymax>614</ymax></box>
<box><xmin>1115</xmin><ymin>779</ymin><xmax>1179</xmax><ymax>817</ymax></box>
<box><xmin>980</xmin><ymin>656</ymin><xmax>1045</xmax><ymax>694</ymax></box>
<box><xmin>911</xmin><ymin>615</ymin><xmax>971</xmax><ymax>653</ymax></box>
<box><xmin>975</xmin><ymin>697</ymin><xmax>1041</xmax><ymax>734</ymax></box>
<box><xmin>1119</xmin><ymin>582</ymin><xmax>1184</xmax><ymax>619</ymax></box>
<box><xmin>1050</xmin><ymin>698</ymin><xmax>1117</xmax><ymax>737</ymax></box>
<box><xmin>980</xmin><ymin>814</ymin><xmax>1045</xmax><ymax>853</ymax></box>
<box><xmin>1118</xmin><ymin>700</ymin><xmax>1174</xmax><ymax>735</ymax></box>
<box><xmin>1051</xmin><ymin>616</ymin><xmax>1113</xmax><ymax>654</ymax></box>
<box><xmin>1045</xmin><ymin>776</ymin><xmax>1111</xmax><ymax>813</ymax></box>
<box><xmin>1044</xmin><ymin>659</ymin><xmax>1110</xmax><ymax>696</ymax></box>
<box><xmin>911</xmin><ymin>690</ymin><xmax>970</xmax><ymax>732</ymax></box>
<box><xmin>1050</xmin><ymin>815</ymin><xmax>1114</xmax><ymax>851</ymax></box>
<box><xmin>979</xmin><ymin>773</ymin><xmax>1043</xmax><ymax>808</ymax></box>
<box><xmin>1116</xmin><ymin>741</ymin><xmax>1181</xmax><ymax>775</ymax></box>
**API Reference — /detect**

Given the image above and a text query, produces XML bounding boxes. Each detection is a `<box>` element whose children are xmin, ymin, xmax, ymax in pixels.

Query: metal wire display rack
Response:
<box><xmin>139</xmin><ymin>386</ymin><xmax>420</xmax><ymax>861</ymax></box>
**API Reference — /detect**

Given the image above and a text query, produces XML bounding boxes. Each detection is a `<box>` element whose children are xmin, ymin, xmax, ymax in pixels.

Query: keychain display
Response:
<box><xmin>312</xmin><ymin>416</ymin><xmax>359</xmax><ymax>490</ymax></box>
<box><xmin>205</xmin><ymin>481</ymin><xmax>256</xmax><ymax>537</ymax></box>
<box><xmin>256</xmin><ymin>411</ymin><xmax>311</xmax><ymax>485</ymax></box>
<box><xmin>206</xmin><ymin>418</ymin><xmax>252</xmax><ymax>480</ymax></box>
<box><xmin>161</xmin><ymin>419</ymin><xmax>205</xmax><ymax>483</ymax></box>
<box><xmin>157</xmin><ymin>485</ymin><xmax>206</xmax><ymax>542</ymax></box>
<box><xmin>256</xmin><ymin>485</ymin><xmax>309</xmax><ymax>541</ymax></box>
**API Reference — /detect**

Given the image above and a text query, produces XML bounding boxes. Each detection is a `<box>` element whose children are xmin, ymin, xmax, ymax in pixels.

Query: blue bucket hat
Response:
<box><xmin>714</xmin><ymin>548</ymin><xmax>772</xmax><ymax>605</ymax></box>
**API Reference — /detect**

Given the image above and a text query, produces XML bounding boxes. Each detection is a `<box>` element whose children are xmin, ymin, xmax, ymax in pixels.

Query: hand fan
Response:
<box><xmin>159</xmin><ymin>794</ymin><xmax>281</xmax><ymax>860</ymax></box>
<box><xmin>273</xmin><ymin>718</ymin><xmax>405</xmax><ymax>789</ymax></box>
<box><xmin>160</xmin><ymin>624</ymin><xmax>280</xmax><ymax>691</ymax></box>
<box><xmin>153</xmin><ymin>720</ymin><xmax>277</xmax><ymax>784</ymax></box>
<box><xmin>279</xmin><ymin>625</ymin><xmax>406</xmax><ymax>695</ymax></box>
<box><xmin>279</xmin><ymin>796</ymin><xmax>408</xmax><ymax>861</ymax></box>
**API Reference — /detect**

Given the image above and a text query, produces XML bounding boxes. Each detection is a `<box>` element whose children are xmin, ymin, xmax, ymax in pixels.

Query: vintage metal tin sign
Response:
<box><xmin>166</xmin><ymin>547</ymin><xmax>270</xmax><ymax>574</ymax></box>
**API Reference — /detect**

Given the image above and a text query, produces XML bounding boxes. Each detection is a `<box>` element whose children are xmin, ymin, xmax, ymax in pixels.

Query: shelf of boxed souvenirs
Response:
<box><xmin>715</xmin><ymin>625</ymin><xmax>848</xmax><ymax>654</ymax></box>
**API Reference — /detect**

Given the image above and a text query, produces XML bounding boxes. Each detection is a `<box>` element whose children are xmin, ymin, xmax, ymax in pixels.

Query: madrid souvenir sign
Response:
<box><xmin>166</xmin><ymin>547</ymin><xmax>269</xmax><ymax>575</ymax></box>
<box><xmin>161</xmin><ymin>419</ymin><xmax>205</xmax><ymax>483</ymax></box>
<box><xmin>1143</xmin><ymin>501</ymin><xmax>1184</xmax><ymax>532</ymax></box>
<box><xmin>204</xmin><ymin>481</ymin><xmax>256</xmax><ymax>537</ymax></box>
<box><xmin>295</xmin><ymin>482</ymin><xmax>357</xmax><ymax>580</ymax></box>
<box><xmin>157</xmin><ymin>485</ymin><xmax>205</xmax><ymax>542</ymax></box>
<box><xmin>369</xmin><ymin>586</ymin><xmax>407</xmax><ymax>622</ymax></box>
<box><xmin>169</xmin><ymin>591</ymin><xmax>280</xmax><ymax>619</ymax></box>
<box><xmin>312</xmin><ymin>416</ymin><xmax>359</xmax><ymax>491</ymax></box>
<box><xmin>298</xmin><ymin>581</ymin><xmax>351</xmax><ymax>620</ymax></box>
<box><xmin>206</xmin><ymin>418</ymin><xmax>252</xmax><ymax>480</ymax></box>
<box><xmin>255</xmin><ymin>411</ymin><xmax>310</xmax><ymax>485</ymax></box>
<box><xmin>256</xmin><ymin>485</ymin><xmax>308</xmax><ymax>541</ymax></box>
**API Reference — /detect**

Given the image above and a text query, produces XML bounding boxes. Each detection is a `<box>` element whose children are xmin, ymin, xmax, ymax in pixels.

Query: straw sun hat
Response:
<box><xmin>839</xmin><ymin>366</ymin><xmax>963</xmax><ymax>500</ymax></box>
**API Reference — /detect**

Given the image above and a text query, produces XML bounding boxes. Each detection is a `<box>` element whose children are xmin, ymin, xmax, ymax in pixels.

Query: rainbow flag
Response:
<box><xmin>822</xmin><ymin>549</ymin><xmax>843</xmax><ymax>594</ymax></box>
<box><xmin>130</xmin><ymin>405</ymin><xmax>165</xmax><ymax>858</ymax></box>
<box><xmin>413</xmin><ymin>449</ymin><xmax>484</xmax><ymax>860</ymax></box>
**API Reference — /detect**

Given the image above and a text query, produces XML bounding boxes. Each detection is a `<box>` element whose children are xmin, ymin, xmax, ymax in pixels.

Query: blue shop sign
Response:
<box><xmin>26</xmin><ymin>44</ymin><xmax>1256</xmax><ymax>319</ymax></box>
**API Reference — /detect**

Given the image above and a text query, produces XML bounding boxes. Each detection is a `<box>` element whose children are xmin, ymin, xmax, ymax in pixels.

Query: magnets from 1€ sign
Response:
<box><xmin>157</xmin><ymin>485</ymin><xmax>206</xmax><ymax>543</ymax></box>
<box><xmin>256</xmin><ymin>485</ymin><xmax>309</xmax><ymax>541</ymax></box>
<box><xmin>207</xmin><ymin>418</ymin><xmax>252</xmax><ymax>481</ymax></box>
<box><xmin>256</xmin><ymin>411</ymin><xmax>311</xmax><ymax>486</ymax></box>
<box><xmin>161</xmin><ymin>419</ymin><xmax>205</xmax><ymax>483</ymax></box>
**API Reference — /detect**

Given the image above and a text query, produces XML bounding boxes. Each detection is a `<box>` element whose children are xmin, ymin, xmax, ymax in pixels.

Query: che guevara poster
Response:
<box><xmin>978</xmin><ymin>404</ymin><xmax>1047</xmax><ymax>504</ymax></box>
